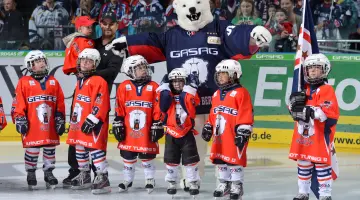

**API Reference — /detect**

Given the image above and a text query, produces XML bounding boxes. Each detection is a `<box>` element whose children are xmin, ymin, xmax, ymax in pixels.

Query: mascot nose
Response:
<box><xmin>189</xmin><ymin>7</ymin><xmax>197</xmax><ymax>14</ymax></box>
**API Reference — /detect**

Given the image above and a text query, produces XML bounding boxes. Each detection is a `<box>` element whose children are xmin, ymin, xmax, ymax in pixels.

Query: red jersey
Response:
<box><xmin>289</xmin><ymin>84</ymin><xmax>339</xmax><ymax>165</ymax></box>
<box><xmin>208</xmin><ymin>86</ymin><xmax>254</xmax><ymax>166</ymax></box>
<box><xmin>63</xmin><ymin>36</ymin><xmax>95</xmax><ymax>75</ymax></box>
<box><xmin>67</xmin><ymin>76</ymin><xmax>110</xmax><ymax>151</ymax></box>
<box><xmin>115</xmin><ymin>80</ymin><xmax>161</xmax><ymax>154</ymax></box>
<box><xmin>159</xmin><ymin>85</ymin><xmax>200</xmax><ymax>138</ymax></box>
<box><xmin>11</xmin><ymin>76</ymin><xmax>65</xmax><ymax>148</ymax></box>
<box><xmin>0</xmin><ymin>97</ymin><xmax>7</xmax><ymax>130</ymax></box>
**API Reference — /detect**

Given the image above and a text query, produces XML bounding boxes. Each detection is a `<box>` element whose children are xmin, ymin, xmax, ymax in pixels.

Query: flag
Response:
<box><xmin>292</xmin><ymin>0</ymin><xmax>339</xmax><ymax>199</ymax></box>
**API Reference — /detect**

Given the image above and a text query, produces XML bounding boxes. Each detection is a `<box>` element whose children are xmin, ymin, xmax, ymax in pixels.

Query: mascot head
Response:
<box><xmin>173</xmin><ymin>0</ymin><xmax>214</xmax><ymax>32</ymax></box>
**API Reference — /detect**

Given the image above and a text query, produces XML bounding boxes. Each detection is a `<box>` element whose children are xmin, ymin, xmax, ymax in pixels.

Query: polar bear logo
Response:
<box><xmin>214</xmin><ymin>114</ymin><xmax>226</xmax><ymax>136</ymax></box>
<box><xmin>181</xmin><ymin>57</ymin><xmax>208</xmax><ymax>86</ymax></box>
<box><xmin>36</xmin><ymin>103</ymin><xmax>52</xmax><ymax>124</ymax></box>
<box><xmin>71</xmin><ymin>103</ymin><xmax>83</xmax><ymax>124</ymax></box>
<box><xmin>129</xmin><ymin>110</ymin><xmax>146</xmax><ymax>131</ymax></box>
<box><xmin>175</xmin><ymin>103</ymin><xmax>188</xmax><ymax>126</ymax></box>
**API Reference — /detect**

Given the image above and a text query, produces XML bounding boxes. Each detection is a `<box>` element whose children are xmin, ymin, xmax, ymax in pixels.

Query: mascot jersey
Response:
<box><xmin>125</xmin><ymin>20</ymin><xmax>256</xmax><ymax>114</ymax></box>
<box><xmin>67</xmin><ymin>76</ymin><xmax>110</xmax><ymax>151</ymax></box>
<box><xmin>115</xmin><ymin>80</ymin><xmax>161</xmax><ymax>154</ymax></box>
<box><xmin>289</xmin><ymin>84</ymin><xmax>339</xmax><ymax>165</ymax></box>
<box><xmin>11</xmin><ymin>76</ymin><xmax>65</xmax><ymax>148</ymax></box>
<box><xmin>207</xmin><ymin>86</ymin><xmax>253</xmax><ymax>166</ymax></box>
<box><xmin>0</xmin><ymin>97</ymin><xmax>7</xmax><ymax>130</ymax></box>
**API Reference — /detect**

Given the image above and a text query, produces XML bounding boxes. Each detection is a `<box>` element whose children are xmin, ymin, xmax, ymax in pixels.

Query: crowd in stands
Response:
<box><xmin>1</xmin><ymin>0</ymin><xmax>360</xmax><ymax>52</ymax></box>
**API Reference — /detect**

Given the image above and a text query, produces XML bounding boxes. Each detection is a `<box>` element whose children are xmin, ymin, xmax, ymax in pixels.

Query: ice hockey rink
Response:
<box><xmin>0</xmin><ymin>142</ymin><xmax>358</xmax><ymax>200</ymax></box>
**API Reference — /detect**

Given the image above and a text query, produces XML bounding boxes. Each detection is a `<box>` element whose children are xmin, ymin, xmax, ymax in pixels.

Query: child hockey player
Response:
<box><xmin>156</xmin><ymin>68</ymin><xmax>201</xmax><ymax>198</ymax></box>
<box><xmin>202</xmin><ymin>59</ymin><xmax>254</xmax><ymax>200</ymax></box>
<box><xmin>0</xmin><ymin>97</ymin><xmax>7</xmax><ymax>131</ymax></box>
<box><xmin>289</xmin><ymin>53</ymin><xmax>339</xmax><ymax>200</ymax></box>
<box><xmin>11</xmin><ymin>50</ymin><xmax>66</xmax><ymax>190</ymax></box>
<box><xmin>66</xmin><ymin>48</ymin><xmax>111</xmax><ymax>195</ymax></box>
<box><xmin>112</xmin><ymin>55</ymin><xmax>163</xmax><ymax>194</ymax></box>
<box><xmin>63</xmin><ymin>16</ymin><xmax>96</xmax><ymax>75</ymax></box>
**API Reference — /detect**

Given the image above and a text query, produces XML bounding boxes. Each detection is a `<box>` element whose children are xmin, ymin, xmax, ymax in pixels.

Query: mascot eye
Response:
<box><xmin>197</xmin><ymin>1</ymin><xmax>200</xmax><ymax>4</ymax></box>
<box><xmin>183</xmin><ymin>4</ymin><xmax>186</xmax><ymax>7</ymax></box>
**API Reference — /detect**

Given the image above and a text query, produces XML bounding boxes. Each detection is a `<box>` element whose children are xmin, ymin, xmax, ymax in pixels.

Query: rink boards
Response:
<box><xmin>1</xmin><ymin>52</ymin><xmax>360</xmax><ymax>149</ymax></box>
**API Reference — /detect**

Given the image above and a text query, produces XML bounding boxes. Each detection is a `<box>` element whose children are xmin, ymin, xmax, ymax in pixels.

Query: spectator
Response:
<box><xmin>338</xmin><ymin>0</ymin><xmax>358</xmax><ymax>39</ymax></box>
<box><xmin>232</xmin><ymin>0</ymin><xmax>262</xmax><ymax>25</ymax></box>
<box><xmin>72</xmin><ymin>0</ymin><xmax>102</xmax><ymax>39</ymax></box>
<box><xmin>254</xmin><ymin>0</ymin><xmax>269</xmax><ymax>23</ymax></box>
<box><xmin>164</xmin><ymin>0</ymin><xmax>177</xmax><ymax>31</ymax></box>
<box><xmin>29</xmin><ymin>0</ymin><xmax>69</xmax><ymax>50</ymax></box>
<box><xmin>131</xmin><ymin>0</ymin><xmax>165</xmax><ymax>34</ymax></box>
<box><xmin>99</xmin><ymin>0</ymin><xmax>129</xmax><ymax>36</ymax></box>
<box><xmin>348</xmin><ymin>23</ymin><xmax>360</xmax><ymax>51</ymax></box>
<box><xmin>219</xmin><ymin>0</ymin><xmax>240</xmax><ymax>21</ymax></box>
<box><xmin>210</xmin><ymin>0</ymin><xmax>222</xmax><ymax>20</ymax></box>
<box><xmin>264</xmin><ymin>5</ymin><xmax>277</xmax><ymax>35</ymax></box>
<box><xmin>313</xmin><ymin>0</ymin><xmax>342</xmax><ymax>40</ymax></box>
<box><xmin>273</xmin><ymin>8</ymin><xmax>295</xmax><ymax>52</ymax></box>
<box><xmin>0</xmin><ymin>0</ymin><xmax>27</xmax><ymax>50</ymax></box>
<box><xmin>293</xmin><ymin>0</ymin><xmax>301</xmax><ymax>15</ymax></box>
<box><xmin>280</xmin><ymin>0</ymin><xmax>300</xmax><ymax>37</ymax></box>
<box><xmin>75</xmin><ymin>0</ymin><xmax>102</xmax><ymax>19</ymax></box>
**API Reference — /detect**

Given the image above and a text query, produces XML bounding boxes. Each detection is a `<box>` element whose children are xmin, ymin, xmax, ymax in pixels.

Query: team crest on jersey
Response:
<box><xmin>29</xmin><ymin>80</ymin><xmax>36</xmax><ymax>86</ymax></box>
<box><xmin>36</xmin><ymin>103</ymin><xmax>52</xmax><ymax>131</ymax></box>
<box><xmin>207</xmin><ymin>36</ymin><xmax>221</xmax><ymax>45</ymax></box>
<box><xmin>175</xmin><ymin>103</ymin><xmax>187</xmax><ymax>127</ymax></box>
<box><xmin>50</xmin><ymin>80</ymin><xmax>55</xmax><ymax>85</ymax></box>
<box><xmin>214</xmin><ymin>114</ymin><xmax>226</xmax><ymax>136</ymax></box>
<box><xmin>95</xmin><ymin>93</ymin><xmax>102</xmax><ymax>104</ymax></box>
<box><xmin>126</xmin><ymin>84</ymin><xmax>132</xmax><ymax>91</ymax></box>
<box><xmin>70</xmin><ymin>103</ymin><xmax>83</xmax><ymax>125</ymax></box>
<box><xmin>181</xmin><ymin>58</ymin><xmax>209</xmax><ymax>87</ymax></box>
<box><xmin>146</xmin><ymin>85</ymin><xmax>153</xmax><ymax>91</ymax></box>
<box><xmin>230</xmin><ymin>91</ymin><xmax>237</xmax><ymax>97</ymax></box>
<box><xmin>129</xmin><ymin>110</ymin><xmax>146</xmax><ymax>138</ymax></box>
<box><xmin>320</xmin><ymin>101</ymin><xmax>332</xmax><ymax>108</ymax></box>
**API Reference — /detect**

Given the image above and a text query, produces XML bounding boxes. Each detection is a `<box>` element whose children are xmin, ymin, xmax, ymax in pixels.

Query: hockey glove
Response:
<box><xmin>250</xmin><ymin>26</ymin><xmax>272</xmax><ymax>47</ymax></box>
<box><xmin>15</xmin><ymin>116</ymin><xmax>28</xmax><ymax>135</ymax></box>
<box><xmin>289</xmin><ymin>91</ymin><xmax>306</xmax><ymax>112</ymax></box>
<box><xmin>54</xmin><ymin>112</ymin><xmax>65</xmax><ymax>136</ymax></box>
<box><xmin>291</xmin><ymin>106</ymin><xmax>315</xmax><ymax>123</ymax></box>
<box><xmin>201</xmin><ymin>123</ymin><xmax>213</xmax><ymax>142</ymax></box>
<box><xmin>81</xmin><ymin>117</ymin><xmax>96</xmax><ymax>135</ymax></box>
<box><xmin>234</xmin><ymin>125</ymin><xmax>252</xmax><ymax>152</ymax></box>
<box><xmin>151</xmin><ymin>120</ymin><xmax>164</xmax><ymax>142</ymax></box>
<box><xmin>105</xmin><ymin>36</ymin><xmax>128</xmax><ymax>57</ymax></box>
<box><xmin>187</xmin><ymin>73</ymin><xmax>200</xmax><ymax>89</ymax></box>
<box><xmin>112</xmin><ymin>116</ymin><xmax>125</xmax><ymax>142</ymax></box>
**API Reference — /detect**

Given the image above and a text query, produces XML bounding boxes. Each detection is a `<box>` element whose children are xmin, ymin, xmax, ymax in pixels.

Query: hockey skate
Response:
<box><xmin>182</xmin><ymin>178</ymin><xmax>190</xmax><ymax>192</ymax></box>
<box><xmin>44</xmin><ymin>168</ymin><xmax>58</xmax><ymax>189</ymax></box>
<box><xmin>118</xmin><ymin>180</ymin><xmax>132</xmax><ymax>192</ymax></box>
<box><xmin>27</xmin><ymin>169</ymin><xmax>37</xmax><ymax>190</ymax></box>
<box><xmin>71</xmin><ymin>170</ymin><xmax>92</xmax><ymax>190</ymax></box>
<box><xmin>62</xmin><ymin>169</ymin><xmax>80</xmax><ymax>188</ymax></box>
<box><xmin>189</xmin><ymin>181</ymin><xmax>200</xmax><ymax>199</ymax></box>
<box><xmin>145</xmin><ymin>178</ymin><xmax>155</xmax><ymax>194</ymax></box>
<box><xmin>213</xmin><ymin>181</ymin><xmax>230</xmax><ymax>199</ymax></box>
<box><xmin>229</xmin><ymin>182</ymin><xmax>243</xmax><ymax>200</ymax></box>
<box><xmin>293</xmin><ymin>193</ymin><xmax>309</xmax><ymax>200</ymax></box>
<box><xmin>91</xmin><ymin>172</ymin><xmax>111</xmax><ymax>195</ymax></box>
<box><xmin>167</xmin><ymin>181</ymin><xmax>177</xmax><ymax>199</ymax></box>
<box><xmin>319</xmin><ymin>196</ymin><xmax>332</xmax><ymax>200</ymax></box>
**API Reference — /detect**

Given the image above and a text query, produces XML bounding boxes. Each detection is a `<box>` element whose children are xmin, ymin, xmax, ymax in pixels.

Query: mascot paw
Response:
<box><xmin>250</xmin><ymin>26</ymin><xmax>272</xmax><ymax>47</ymax></box>
<box><xmin>105</xmin><ymin>36</ymin><xmax>128</xmax><ymax>57</ymax></box>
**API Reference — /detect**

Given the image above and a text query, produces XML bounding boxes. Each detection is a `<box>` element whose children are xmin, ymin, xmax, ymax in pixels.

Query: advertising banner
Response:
<box><xmin>1</xmin><ymin>52</ymin><xmax>359</xmax><ymax>148</ymax></box>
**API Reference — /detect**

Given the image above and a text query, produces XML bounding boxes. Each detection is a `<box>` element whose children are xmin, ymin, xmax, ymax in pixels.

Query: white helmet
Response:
<box><xmin>303</xmin><ymin>53</ymin><xmax>331</xmax><ymax>84</ymax></box>
<box><xmin>215</xmin><ymin>59</ymin><xmax>242</xmax><ymax>89</ymax></box>
<box><xmin>168</xmin><ymin>68</ymin><xmax>188</xmax><ymax>82</ymax></box>
<box><xmin>77</xmin><ymin>48</ymin><xmax>101</xmax><ymax>76</ymax></box>
<box><xmin>24</xmin><ymin>50</ymin><xmax>49</xmax><ymax>79</ymax></box>
<box><xmin>122</xmin><ymin>55</ymin><xmax>152</xmax><ymax>82</ymax></box>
